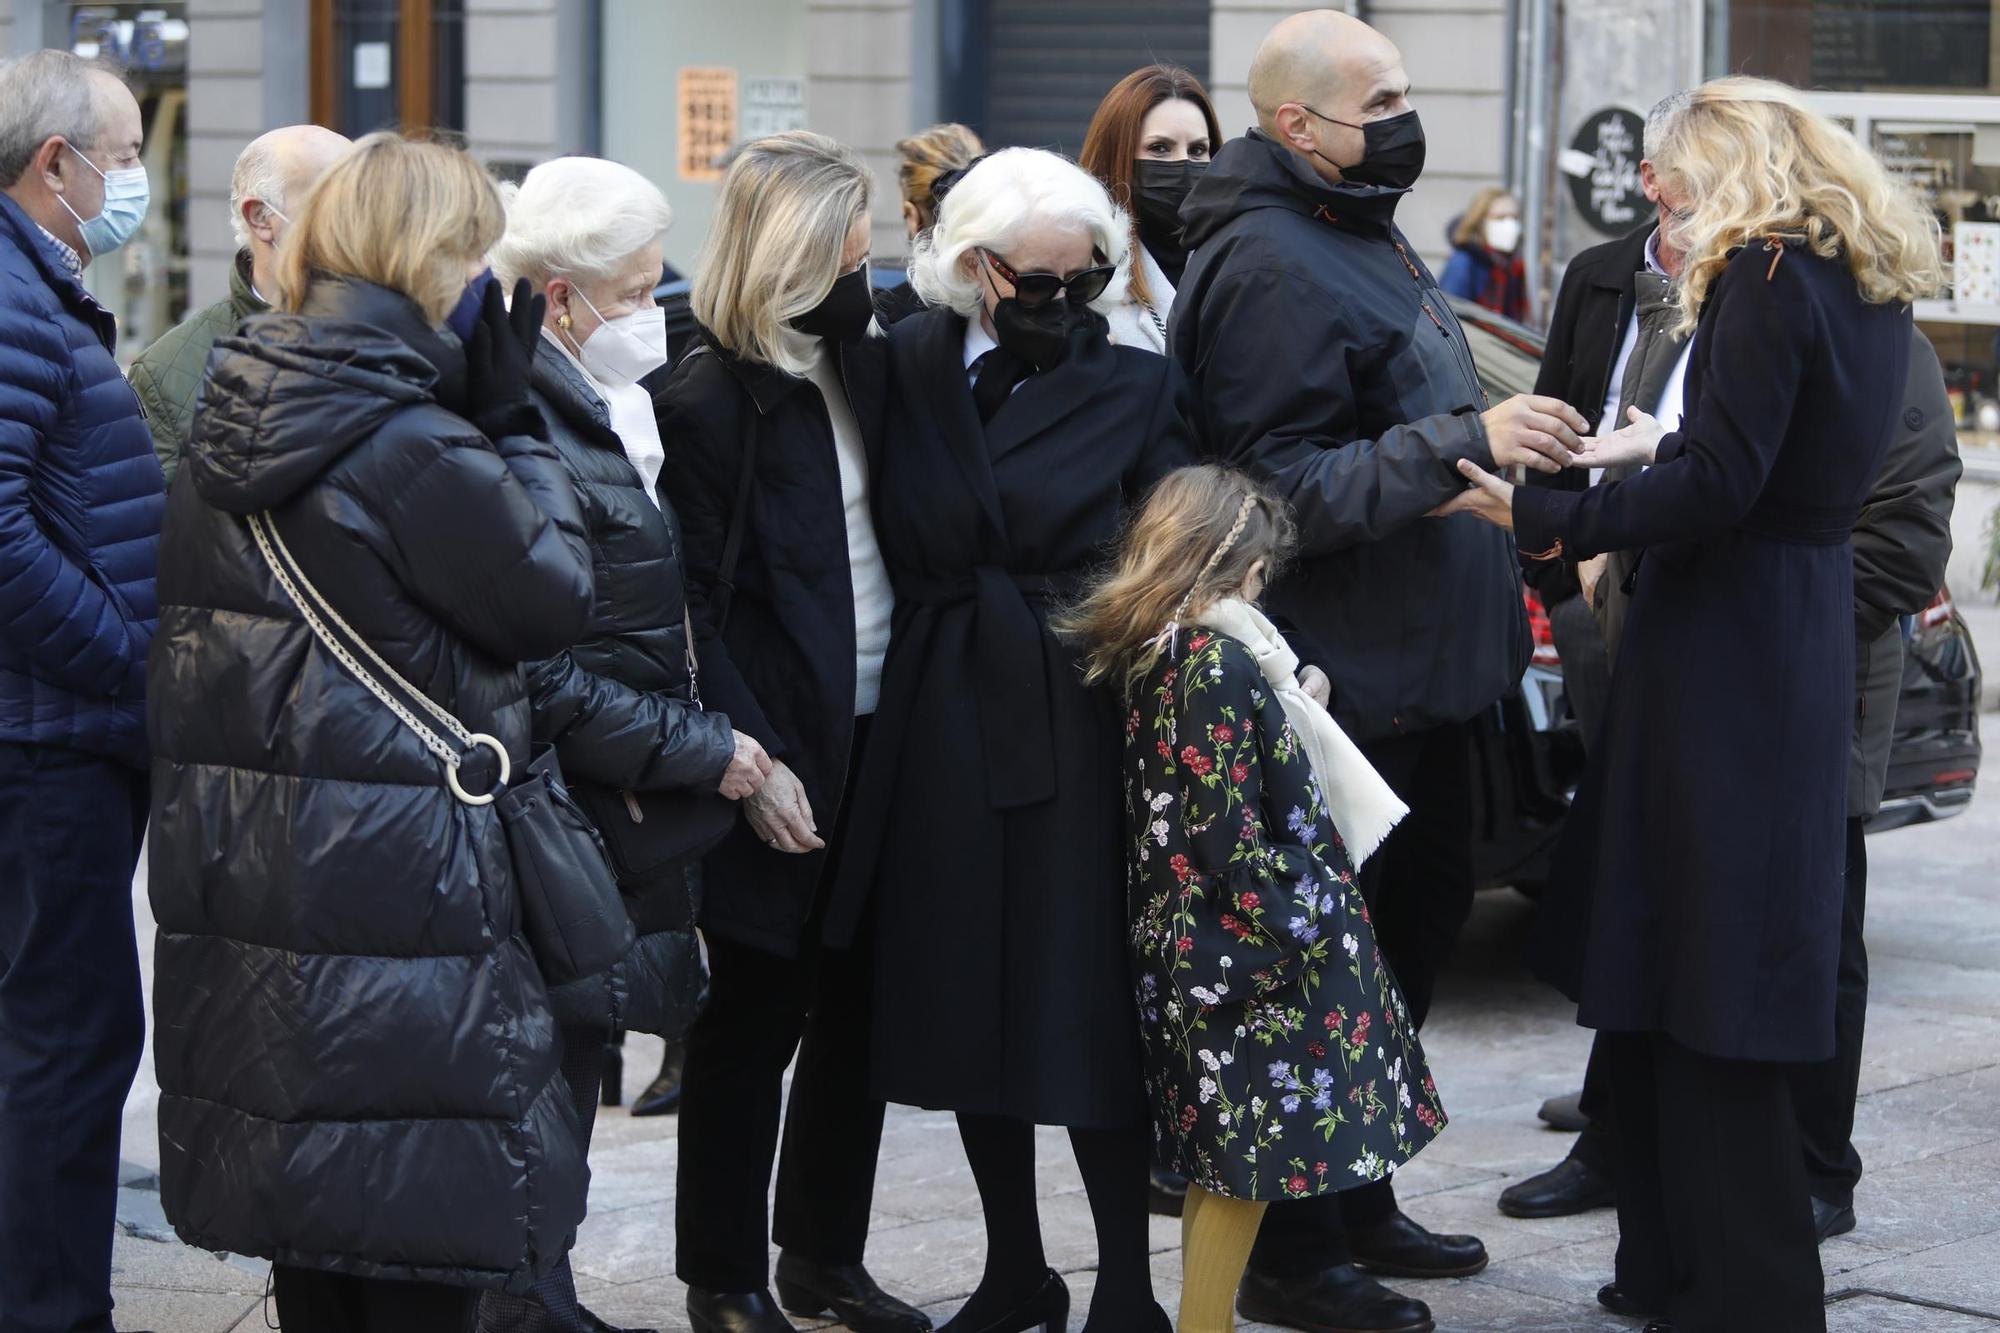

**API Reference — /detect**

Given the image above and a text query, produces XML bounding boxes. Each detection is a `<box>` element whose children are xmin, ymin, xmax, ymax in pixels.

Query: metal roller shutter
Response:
<box><xmin>979</xmin><ymin>0</ymin><xmax>1211</xmax><ymax>155</ymax></box>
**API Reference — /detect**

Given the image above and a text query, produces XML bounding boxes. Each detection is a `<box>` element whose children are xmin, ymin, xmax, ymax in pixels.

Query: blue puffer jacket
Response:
<box><xmin>0</xmin><ymin>194</ymin><xmax>164</xmax><ymax>767</ymax></box>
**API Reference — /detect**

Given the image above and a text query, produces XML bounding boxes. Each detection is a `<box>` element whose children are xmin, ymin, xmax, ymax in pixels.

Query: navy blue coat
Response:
<box><xmin>1515</xmin><ymin>241</ymin><xmax>1912</xmax><ymax>1064</ymax></box>
<box><xmin>0</xmin><ymin>194</ymin><xmax>164</xmax><ymax>766</ymax></box>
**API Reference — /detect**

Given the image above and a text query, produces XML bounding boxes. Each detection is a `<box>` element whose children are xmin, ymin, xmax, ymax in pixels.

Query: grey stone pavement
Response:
<box><xmin>110</xmin><ymin>712</ymin><xmax>2000</xmax><ymax>1333</ymax></box>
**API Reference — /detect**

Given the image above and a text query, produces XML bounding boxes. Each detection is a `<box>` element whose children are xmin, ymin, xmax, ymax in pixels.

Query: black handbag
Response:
<box><xmin>249</xmin><ymin>511</ymin><xmax>635</xmax><ymax>987</ymax></box>
<box><xmin>571</xmin><ymin>405</ymin><xmax>760</xmax><ymax>881</ymax></box>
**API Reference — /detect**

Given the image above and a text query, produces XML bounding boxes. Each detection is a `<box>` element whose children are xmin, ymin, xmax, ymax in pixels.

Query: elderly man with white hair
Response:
<box><xmin>823</xmin><ymin>146</ymin><xmax>1195</xmax><ymax>1333</ymax></box>
<box><xmin>128</xmin><ymin>122</ymin><xmax>349</xmax><ymax>480</ymax></box>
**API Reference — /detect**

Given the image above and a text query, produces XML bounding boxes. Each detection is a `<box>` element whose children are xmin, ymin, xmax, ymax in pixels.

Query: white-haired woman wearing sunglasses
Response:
<box><xmin>822</xmin><ymin>147</ymin><xmax>1195</xmax><ymax>1333</ymax></box>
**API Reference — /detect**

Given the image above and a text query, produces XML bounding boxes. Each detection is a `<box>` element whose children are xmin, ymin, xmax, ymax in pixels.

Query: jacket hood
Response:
<box><xmin>186</xmin><ymin>277</ymin><xmax>460</xmax><ymax>514</ymax></box>
<box><xmin>1180</xmin><ymin>129</ymin><xmax>1410</xmax><ymax>248</ymax></box>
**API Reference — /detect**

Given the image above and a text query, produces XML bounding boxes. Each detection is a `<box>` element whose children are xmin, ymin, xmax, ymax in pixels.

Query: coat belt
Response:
<box><xmin>897</xmin><ymin>566</ymin><xmax>1074</xmax><ymax>811</ymax></box>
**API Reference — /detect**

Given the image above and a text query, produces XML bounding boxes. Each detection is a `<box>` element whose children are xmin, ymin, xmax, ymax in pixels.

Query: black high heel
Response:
<box><xmin>938</xmin><ymin>1269</ymin><xmax>1068</xmax><ymax>1333</ymax></box>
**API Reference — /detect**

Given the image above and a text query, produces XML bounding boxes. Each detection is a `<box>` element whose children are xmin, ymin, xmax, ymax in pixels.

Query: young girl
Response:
<box><xmin>1066</xmin><ymin>466</ymin><xmax>1448</xmax><ymax>1333</ymax></box>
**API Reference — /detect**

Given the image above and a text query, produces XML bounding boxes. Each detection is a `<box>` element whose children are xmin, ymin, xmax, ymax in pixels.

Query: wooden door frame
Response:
<box><xmin>309</xmin><ymin>0</ymin><xmax>438</xmax><ymax>132</ymax></box>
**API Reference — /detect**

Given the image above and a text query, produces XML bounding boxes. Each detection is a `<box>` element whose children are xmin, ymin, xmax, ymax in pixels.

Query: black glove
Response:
<box><xmin>464</xmin><ymin>276</ymin><xmax>549</xmax><ymax>441</ymax></box>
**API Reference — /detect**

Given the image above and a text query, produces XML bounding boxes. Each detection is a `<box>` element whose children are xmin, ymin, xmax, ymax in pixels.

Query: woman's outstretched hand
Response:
<box><xmin>1431</xmin><ymin>458</ymin><xmax>1517</xmax><ymax>530</ymax></box>
<box><xmin>1570</xmin><ymin>406</ymin><xmax>1664</xmax><ymax>472</ymax></box>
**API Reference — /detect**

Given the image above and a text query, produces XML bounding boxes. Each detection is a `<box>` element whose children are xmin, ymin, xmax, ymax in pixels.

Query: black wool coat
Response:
<box><xmin>1516</xmin><ymin>242</ymin><xmax>1913</xmax><ymax>1064</ymax></box>
<box><xmin>652</xmin><ymin>329</ymin><xmax>889</xmax><ymax>957</ymax></box>
<box><xmin>147</xmin><ymin>277</ymin><xmax>596</xmax><ymax>1290</ymax></box>
<box><xmin>524</xmin><ymin>341</ymin><xmax>735</xmax><ymax>1035</ymax></box>
<box><xmin>828</xmin><ymin>308</ymin><xmax>1196</xmax><ymax>1127</ymax></box>
<box><xmin>1170</xmin><ymin>130</ymin><xmax>1528</xmax><ymax>742</ymax></box>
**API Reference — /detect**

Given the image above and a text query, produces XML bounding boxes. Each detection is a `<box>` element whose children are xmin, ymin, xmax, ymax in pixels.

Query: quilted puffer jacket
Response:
<box><xmin>147</xmin><ymin>275</ymin><xmax>596</xmax><ymax>1291</ymax></box>
<box><xmin>0</xmin><ymin>193</ymin><xmax>163</xmax><ymax>766</ymax></box>
<box><xmin>524</xmin><ymin>338</ymin><xmax>734</xmax><ymax>1037</ymax></box>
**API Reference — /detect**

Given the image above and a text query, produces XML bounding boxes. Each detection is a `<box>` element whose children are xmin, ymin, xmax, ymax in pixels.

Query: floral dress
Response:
<box><xmin>1125</xmin><ymin>630</ymin><xmax>1446</xmax><ymax>1200</ymax></box>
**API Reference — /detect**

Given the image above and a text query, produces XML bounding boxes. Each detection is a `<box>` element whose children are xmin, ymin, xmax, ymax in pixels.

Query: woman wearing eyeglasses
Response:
<box><xmin>824</xmin><ymin>148</ymin><xmax>1195</xmax><ymax>1333</ymax></box>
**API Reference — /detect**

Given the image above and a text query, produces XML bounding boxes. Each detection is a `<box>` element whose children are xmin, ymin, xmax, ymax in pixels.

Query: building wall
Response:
<box><xmin>1210</xmin><ymin>0</ymin><xmax>1510</xmax><ymax>270</ymax></box>
<box><xmin>464</xmin><ymin>0</ymin><xmax>596</xmax><ymax>175</ymax></box>
<box><xmin>806</xmin><ymin>0</ymin><xmax>915</xmax><ymax>263</ymax></box>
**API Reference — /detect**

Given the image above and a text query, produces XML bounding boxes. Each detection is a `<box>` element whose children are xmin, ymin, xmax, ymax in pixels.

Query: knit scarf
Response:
<box><xmin>1195</xmin><ymin>598</ymin><xmax>1409</xmax><ymax>867</ymax></box>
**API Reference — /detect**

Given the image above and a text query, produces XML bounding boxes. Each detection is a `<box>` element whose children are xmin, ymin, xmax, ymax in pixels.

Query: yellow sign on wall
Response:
<box><xmin>679</xmin><ymin>67</ymin><xmax>739</xmax><ymax>182</ymax></box>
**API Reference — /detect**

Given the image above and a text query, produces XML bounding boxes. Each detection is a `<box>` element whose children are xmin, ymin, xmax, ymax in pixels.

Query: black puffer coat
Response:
<box><xmin>147</xmin><ymin>278</ymin><xmax>596</xmax><ymax>1292</ymax></box>
<box><xmin>524</xmin><ymin>339</ymin><xmax>735</xmax><ymax>1035</ymax></box>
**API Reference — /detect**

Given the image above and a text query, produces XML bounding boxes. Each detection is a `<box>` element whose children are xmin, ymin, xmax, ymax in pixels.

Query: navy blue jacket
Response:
<box><xmin>0</xmin><ymin>193</ymin><xmax>164</xmax><ymax>767</ymax></box>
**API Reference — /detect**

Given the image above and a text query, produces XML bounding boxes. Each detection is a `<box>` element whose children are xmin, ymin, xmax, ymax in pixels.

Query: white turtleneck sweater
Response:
<box><xmin>797</xmin><ymin>335</ymin><xmax>892</xmax><ymax>716</ymax></box>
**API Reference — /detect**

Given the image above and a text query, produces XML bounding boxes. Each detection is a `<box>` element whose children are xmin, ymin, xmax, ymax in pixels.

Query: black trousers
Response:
<box><xmin>1604</xmin><ymin>1033</ymin><xmax>1825</xmax><ymax>1332</ymax></box>
<box><xmin>1570</xmin><ymin>815</ymin><xmax>1870</xmax><ymax>1205</ymax></box>
<box><xmin>0</xmin><ymin>744</ymin><xmax>148</xmax><ymax>1333</ymax></box>
<box><xmin>1250</xmin><ymin>721</ymin><xmax>1475</xmax><ymax>1273</ymax></box>
<box><xmin>273</xmin><ymin>1266</ymin><xmax>476</xmax><ymax>1333</ymax></box>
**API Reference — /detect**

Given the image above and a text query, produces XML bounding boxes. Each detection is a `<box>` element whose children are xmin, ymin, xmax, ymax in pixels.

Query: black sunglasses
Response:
<box><xmin>980</xmin><ymin>248</ymin><xmax>1116</xmax><ymax>310</ymax></box>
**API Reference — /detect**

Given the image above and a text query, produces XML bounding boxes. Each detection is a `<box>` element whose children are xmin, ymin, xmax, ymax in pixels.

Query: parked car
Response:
<box><xmin>1448</xmin><ymin>295</ymin><xmax>1985</xmax><ymax>891</ymax></box>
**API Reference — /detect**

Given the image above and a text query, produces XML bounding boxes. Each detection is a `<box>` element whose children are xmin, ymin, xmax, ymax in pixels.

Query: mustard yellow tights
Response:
<box><xmin>1178</xmin><ymin>1184</ymin><xmax>1270</xmax><ymax>1333</ymax></box>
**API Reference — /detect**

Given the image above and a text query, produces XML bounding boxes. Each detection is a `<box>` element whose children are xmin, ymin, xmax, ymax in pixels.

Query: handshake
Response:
<box><xmin>1478</xmin><ymin>395</ymin><xmax>1666</xmax><ymax>476</ymax></box>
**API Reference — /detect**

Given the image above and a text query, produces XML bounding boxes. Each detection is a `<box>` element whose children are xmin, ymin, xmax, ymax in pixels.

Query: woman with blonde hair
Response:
<box><xmin>1067</xmin><ymin>464</ymin><xmax>1446</xmax><ymax>1333</ymax></box>
<box><xmin>148</xmin><ymin>131</ymin><xmax>596</xmax><ymax>1327</ymax></box>
<box><xmin>877</xmin><ymin>122</ymin><xmax>985</xmax><ymax>324</ymax></box>
<box><xmin>1439</xmin><ymin>186</ymin><xmax>1527</xmax><ymax>321</ymax></box>
<box><xmin>654</xmin><ymin>131</ymin><xmax>926</xmax><ymax>1333</ymax></box>
<box><xmin>1444</xmin><ymin>76</ymin><xmax>1942</xmax><ymax>1332</ymax></box>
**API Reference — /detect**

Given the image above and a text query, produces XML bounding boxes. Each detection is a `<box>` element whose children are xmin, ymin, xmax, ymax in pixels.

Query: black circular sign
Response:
<box><xmin>1567</xmin><ymin>108</ymin><xmax>1649</xmax><ymax>237</ymax></box>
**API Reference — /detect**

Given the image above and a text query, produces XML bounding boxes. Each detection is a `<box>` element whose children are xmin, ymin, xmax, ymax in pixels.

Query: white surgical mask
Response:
<box><xmin>1483</xmin><ymin>217</ymin><xmax>1523</xmax><ymax>254</ymax></box>
<box><xmin>567</xmin><ymin>286</ymin><xmax>669</xmax><ymax>387</ymax></box>
<box><xmin>59</xmin><ymin>144</ymin><xmax>150</xmax><ymax>258</ymax></box>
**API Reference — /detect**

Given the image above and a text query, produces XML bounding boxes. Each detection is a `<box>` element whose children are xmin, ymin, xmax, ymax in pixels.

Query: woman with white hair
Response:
<box><xmin>1444</xmin><ymin>77</ymin><xmax>1943</xmax><ymax>1332</ymax></box>
<box><xmin>479</xmin><ymin>154</ymin><xmax>775</xmax><ymax>1333</ymax></box>
<box><xmin>825</xmin><ymin>147</ymin><xmax>1194</xmax><ymax>1333</ymax></box>
<box><xmin>654</xmin><ymin>132</ymin><xmax>927</xmax><ymax>1333</ymax></box>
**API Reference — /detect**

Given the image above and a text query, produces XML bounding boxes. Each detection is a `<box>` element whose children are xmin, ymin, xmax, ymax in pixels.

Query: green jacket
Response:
<box><xmin>129</xmin><ymin>250</ymin><xmax>266</xmax><ymax>482</ymax></box>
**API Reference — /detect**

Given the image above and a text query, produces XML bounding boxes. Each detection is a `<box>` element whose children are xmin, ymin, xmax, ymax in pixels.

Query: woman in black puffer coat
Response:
<box><xmin>147</xmin><ymin>134</ymin><xmax>596</xmax><ymax>1327</ymax></box>
<box><xmin>480</xmin><ymin>157</ymin><xmax>768</xmax><ymax>1333</ymax></box>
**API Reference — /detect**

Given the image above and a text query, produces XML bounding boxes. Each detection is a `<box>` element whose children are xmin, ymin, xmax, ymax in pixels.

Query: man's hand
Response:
<box><xmin>1297</xmin><ymin>665</ymin><xmax>1333</xmax><ymax>709</ymax></box>
<box><xmin>1578</xmin><ymin>553</ymin><xmax>1610</xmax><ymax>610</ymax></box>
<box><xmin>718</xmin><ymin>729</ymin><xmax>775</xmax><ymax>800</ymax></box>
<box><xmin>744</xmin><ymin>760</ymin><xmax>825</xmax><ymax>853</ymax></box>
<box><xmin>1480</xmin><ymin>394</ymin><xmax>1589</xmax><ymax>474</ymax></box>
<box><xmin>1570</xmin><ymin>406</ymin><xmax>1665</xmax><ymax>472</ymax></box>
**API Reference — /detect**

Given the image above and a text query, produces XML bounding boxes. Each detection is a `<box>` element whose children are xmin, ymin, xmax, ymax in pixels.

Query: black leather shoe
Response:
<box><xmin>1597</xmin><ymin>1283</ymin><xmax>1662</xmax><ymax>1318</ymax></box>
<box><xmin>937</xmin><ymin>1268</ymin><xmax>1067</xmax><ymax>1333</ymax></box>
<box><xmin>1346</xmin><ymin>1211</ymin><xmax>1489</xmax><ymax>1279</ymax></box>
<box><xmin>581</xmin><ymin>1311</ymin><xmax>658</xmax><ymax>1333</ymax></box>
<box><xmin>1498</xmin><ymin>1155</ymin><xmax>1617</xmax><ymax>1219</ymax></box>
<box><xmin>1812</xmin><ymin>1195</ymin><xmax>1857</xmax><ymax>1242</ymax></box>
<box><xmin>1237</xmin><ymin>1264</ymin><xmax>1434</xmax><ymax>1333</ymax></box>
<box><xmin>1642</xmin><ymin>1323</ymin><xmax>1678</xmax><ymax>1332</ymax></box>
<box><xmin>775</xmin><ymin>1254</ymin><xmax>931</xmax><ymax>1333</ymax></box>
<box><xmin>686</xmin><ymin>1288</ymin><xmax>797</xmax><ymax>1333</ymax></box>
<box><xmin>1147</xmin><ymin>1165</ymin><xmax>1190</xmax><ymax>1217</ymax></box>
<box><xmin>630</xmin><ymin>1040</ymin><xmax>686</xmax><ymax>1117</ymax></box>
<box><xmin>1537</xmin><ymin>1091</ymin><xmax>1589</xmax><ymax>1133</ymax></box>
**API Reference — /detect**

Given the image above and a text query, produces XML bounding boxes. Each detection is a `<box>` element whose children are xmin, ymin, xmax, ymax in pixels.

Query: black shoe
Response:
<box><xmin>1346</xmin><ymin>1211</ymin><xmax>1489</xmax><ymax>1280</ymax></box>
<box><xmin>937</xmin><ymin>1268</ymin><xmax>1067</xmax><ymax>1333</ymax></box>
<box><xmin>1597</xmin><ymin>1283</ymin><xmax>1662</xmax><ymax>1318</ymax></box>
<box><xmin>775</xmin><ymin>1254</ymin><xmax>931</xmax><ymax>1333</ymax></box>
<box><xmin>1812</xmin><ymin>1195</ymin><xmax>1857</xmax><ymax>1242</ymax></box>
<box><xmin>630</xmin><ymin>1041</ymin><xmax>686</xmax><ymax>1117</ymax></box>
<box><xmin>581</xmin><ymin>1312</ymin><xmax>658</xmax><ymax>1333</ymax></box>
<box><xmin>1498</xmin><ymin>1155</ymin><xmax>1617</xmax><ymax>1219</ymax></box>
<box><xmin>1642</xmin><ymin>1323</ymin><xmax>1678</xmax><ymax>1332</ymax></box>
<box><xmin>1147</xmin><ymin>1165</ymin><xmax>1189</xmax><ymax>1217</ymax></box>
<box><xmin>1537</xmin><ymin>1091</ymin><xmax>1589</xmax><ymax>1133</ymax></box>
<box><xmin>686</xmin><ymin>1288</ymin><xmax>796</xmax><ymax>1333</ymax></box>
<box><xmin>1236</xmin><ymin>1264</ymin><xmax>1434</xmax><ymax>1333</ymax></box>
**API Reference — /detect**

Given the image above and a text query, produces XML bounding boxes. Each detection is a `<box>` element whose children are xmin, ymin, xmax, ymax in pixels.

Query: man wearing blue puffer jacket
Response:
<box><xmin>0</xmin><ymin>49</ymin><xmax>164</xmax><ymax>1333</ymax></box>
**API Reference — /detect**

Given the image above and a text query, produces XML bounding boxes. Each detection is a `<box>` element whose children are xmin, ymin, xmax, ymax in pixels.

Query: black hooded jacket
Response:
<box><xmin>147</xmin><ymin>277</ymin><xmax>595</xmax><ymax>1291</ymax></box>
<box><xmin>1169</xmin><ymin>131</ymin><xmax>1530</xmax><ymax>740</ymax></box>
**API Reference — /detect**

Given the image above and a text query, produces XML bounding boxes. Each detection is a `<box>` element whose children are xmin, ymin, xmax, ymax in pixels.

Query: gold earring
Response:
<box><xmin>557</xmin><ymin>312</ymin><xmax>572</xmax><ymax>331</ymax></box>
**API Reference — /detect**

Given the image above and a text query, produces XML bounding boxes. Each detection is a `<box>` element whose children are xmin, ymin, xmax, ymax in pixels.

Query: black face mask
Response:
<box><xmin>991</xmin><ymin>295</ymin><xmax>1108</xmax><ymax>372</ymax></box>
<box><xmin>790</xmin><ymin>265</ymin><xmax>875</xmax><ymax>342</ymax></box>
<box><xmin>1131</xmin><ymin>159</ymin><xmax>1208</xmax><ymax>247</ymax></box>
<box><xmin>1309</xmin><ymin>107</ymin><xmax>1427</xmax><ymax>192</ymax></box>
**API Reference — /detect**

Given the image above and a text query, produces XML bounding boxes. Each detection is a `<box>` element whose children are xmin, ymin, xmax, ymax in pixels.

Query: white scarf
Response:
<box><xmin>1195</xmin><ymin>597</ymin><xmax>1409</xmax><ymax>867</ymax></box>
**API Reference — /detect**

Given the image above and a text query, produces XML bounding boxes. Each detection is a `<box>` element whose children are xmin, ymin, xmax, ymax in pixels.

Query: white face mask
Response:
<box><xmin>567</xmin><ymin>286</ymin><xmax>669</xmax><ymax>386</ymax></box>
<box><xmin>1483</xmin><ymin>217</ymin><xmax>1523</xmax><ymax>254</ymax></box>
